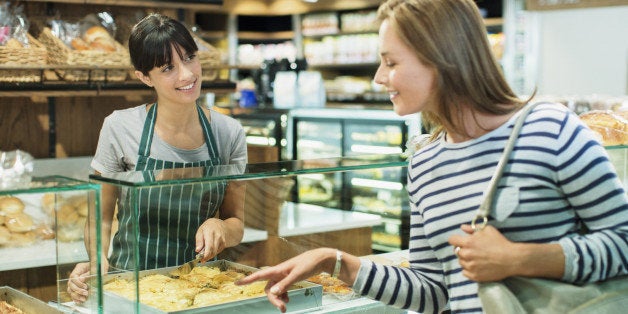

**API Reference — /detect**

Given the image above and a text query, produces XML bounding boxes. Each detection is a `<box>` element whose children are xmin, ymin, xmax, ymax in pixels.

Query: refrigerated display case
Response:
<box><xmin>291</xmin><ymin>108</ymin><xmax>420</xmax><ymax>252</ymax></box>
<box><xmin>233</xmin><ymin>109</ymin><xmax>291</xmax><ymax>161</ymax></box>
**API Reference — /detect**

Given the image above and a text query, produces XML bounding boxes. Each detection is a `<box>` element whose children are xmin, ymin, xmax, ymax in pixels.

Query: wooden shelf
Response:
<box><xmin>237</xmin><ymin>31</ymin><xmax>294</xmax><ymax>41</ymax></box>
<box><xmin>0</xmin><ymin>80</ymin><xmax>236</xmax><ymax>97</ymax></box>
<box><xmin>22</xmin><ymin>0</ymin><xmax>225</xmax><ymax>11</ymax></box>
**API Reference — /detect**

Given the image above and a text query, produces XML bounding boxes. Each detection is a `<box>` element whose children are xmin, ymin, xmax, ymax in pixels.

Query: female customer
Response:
<box><xmin>236</xmin><ymin>0</ymin><xmax>628</xmax><ymax>313</ymax></box>
<box><xmin>68</xmin><ymin>13</ymin><xmax>247</xmax><ymax>303</ymax></box>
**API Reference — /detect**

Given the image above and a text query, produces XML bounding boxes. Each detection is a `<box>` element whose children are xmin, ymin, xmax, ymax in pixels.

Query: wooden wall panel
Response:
<box><xmin>54</xmin><ymin>96</ymin><xmax>151</xmax><ymax>158</ymax></box>
<box><xmin>0</xmin><ymin>98</ymin><xmax>49</xmax><ymax>158</ymax></box>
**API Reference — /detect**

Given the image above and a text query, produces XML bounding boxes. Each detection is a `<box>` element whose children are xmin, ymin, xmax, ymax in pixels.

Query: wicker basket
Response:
<box><xmin>194</xmin><ymin>34</ymin><xmax>221</xmax><ymax>82</ymax></box>
<box><xmin>0</xmin><ymin>34</ymin><xmax>48</xmax><ymax>83</ymax></box>
<box><xmin>38</xmin><ymin>27</ymin><xmax>130</xmax><ymax>82</ymax></box>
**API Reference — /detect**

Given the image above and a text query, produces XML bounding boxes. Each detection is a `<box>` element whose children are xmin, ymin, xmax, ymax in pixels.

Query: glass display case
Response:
<box><xmin>85</xmin><ymin>154</ymin><xmax>409</xmax><ymax>313</ymax></box>
<box><xmin>0</xmin><ymin>176</ymin><xmax>101</xmax><ymax>312</ymax></box>
<box><xmin>291</xmin><ymin>109</ymin><xmax>420</xmax><ymax>252</ymax></box>
<box><xmin>233</xmin><ymin>109</ymin><xmax>291</xmax><ymax>161</ymax></box>
<box><xmin>2</xmin><ymin>145</ymin><xmax>627</xmax><ymax>313</ymax></box>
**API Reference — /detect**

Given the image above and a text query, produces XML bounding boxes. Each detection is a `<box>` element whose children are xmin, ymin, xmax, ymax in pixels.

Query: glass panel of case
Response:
<box><xmin>0</xmin><ymin>176</ymin><xmax>101</xmax><ymax>312</ymax></box>
<box><xmin>86</xmin><ymin>154</ymin><xmax>409</xmax><ymax>313</ymax></box>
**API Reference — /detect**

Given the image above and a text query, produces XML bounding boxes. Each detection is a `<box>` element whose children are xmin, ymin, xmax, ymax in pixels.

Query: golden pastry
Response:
<box><xmin>10</xmin><ymin>231</ymin><xmax>36</xmax><ymax>246</ymax></box>
<box><xmin>0</xmin><ymin>196</ymin><xmax>25</xmax><ymax>215</ymax></box>
<box><xmin>579</xmin><ymin>110</ymin><xmax>628</xmax><ymax>146</ymax></box>
<box><xmin>0</xmin><ymin>226</ymin><xmax>10</xmax><ymax>245</ymax></box>
<box><xmin>5</xmin><ymin>212</ymin><xmax>34</xmax><ymax>233</ymax></box>
<box><xmin>41</xmin><ymin>193</ymin><xmax>56</xmax><ymax>216</ymax></box>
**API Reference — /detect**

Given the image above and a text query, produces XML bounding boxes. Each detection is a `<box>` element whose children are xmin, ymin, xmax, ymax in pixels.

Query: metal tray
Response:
<box><xmin>102</xmin><ymin>260</ymin><xmax>323</xmax><ymax>314</ymax></box>
<box><xmin>0</xmin><ymin>286</ymin><xmax>64</xmax><ymax>314</ymax></box>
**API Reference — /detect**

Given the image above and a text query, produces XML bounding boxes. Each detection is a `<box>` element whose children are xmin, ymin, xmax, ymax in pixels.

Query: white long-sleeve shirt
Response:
<box><xmin>353</xmin><ymin>102</ymin><xmax>628</xmax><ymax>313</ymax></box>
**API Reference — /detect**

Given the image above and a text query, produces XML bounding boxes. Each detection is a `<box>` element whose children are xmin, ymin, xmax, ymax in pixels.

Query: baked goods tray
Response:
<box><xmin>102</xmin><ymin>260</ymin><xmax>323</xmax><ymax>314</ymax></box>
<box><xmin>0</xmin><ymin>286</ymin><xmax>64</xmax><ymax>313</ymax></box>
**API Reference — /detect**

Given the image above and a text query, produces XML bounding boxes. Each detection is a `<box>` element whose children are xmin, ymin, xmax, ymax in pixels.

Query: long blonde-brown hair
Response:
<box><xmin>377</xmin><ymin>0</ymin><xmax>530</xmax><ymax>138</ymax></box>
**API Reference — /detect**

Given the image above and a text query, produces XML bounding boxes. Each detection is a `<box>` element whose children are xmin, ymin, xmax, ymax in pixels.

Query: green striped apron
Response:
<box><xmin>109</xmin><ymin>104</ymin><xmax>226</xmax><ymax>270</ymax></box>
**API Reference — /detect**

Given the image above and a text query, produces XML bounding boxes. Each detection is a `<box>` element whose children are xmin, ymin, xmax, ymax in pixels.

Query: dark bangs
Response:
<box><xmin>129</xmin><ymin>14</ymin><xmax>199</xmax><ymax>75</ymax></box>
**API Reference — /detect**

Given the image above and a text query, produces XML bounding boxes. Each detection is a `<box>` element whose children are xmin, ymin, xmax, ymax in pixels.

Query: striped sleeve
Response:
<box><xmin>552</xmin><ymin>110</ymin><xmax>628</xmax><ymax>283</ymax></box>
<box><xmin>353</xmin><ymin>203</ymin><xmax>449</xmax><ymax>314</ymax></box>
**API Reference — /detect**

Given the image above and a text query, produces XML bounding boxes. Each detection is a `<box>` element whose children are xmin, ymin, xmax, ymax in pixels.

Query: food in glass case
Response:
<box><xmin>579</xmin><ymin>110</ymin><xmax>628</xmax><ymax>146</ymax></box>
<box><xmin>104</xmin><ymin>265</ymin><xmax>266</xmax><ymax>311</ymax></box>
<box><xmin>306</xmin><ymin>272</ymin><xmax>353</xmax><ymax>296</ymax></box>
<box><xmin>0</xmin><ymin>300</ymin><xmax>23</xmax><ymax>314</ymax></box>
<box><xmin>0</xmin><ymin>196</ymin><xmax>40</xmax><ymax>246</ymax></box>
<box><xmin>41</xmin><ymin>193</ymin><xmax>87</xmax><ymax>242</ymax></box>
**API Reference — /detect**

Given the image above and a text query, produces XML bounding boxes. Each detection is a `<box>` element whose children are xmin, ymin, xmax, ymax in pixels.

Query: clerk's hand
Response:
<box><xmin>196</xmin><ymin>218</ymin><xmax>228</xmax><ymax>262</ymax></box>
<box><xmin>67</xmin><ymin>259</ymin><xmax>109</xmax><ymax>303</ymax></box>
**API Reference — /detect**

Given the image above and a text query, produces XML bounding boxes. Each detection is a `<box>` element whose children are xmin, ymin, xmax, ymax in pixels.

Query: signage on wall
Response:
<box><xmin>526</xmin><ymin>0</ymin><xmax>628</xmax><ymax>10</ymax></box>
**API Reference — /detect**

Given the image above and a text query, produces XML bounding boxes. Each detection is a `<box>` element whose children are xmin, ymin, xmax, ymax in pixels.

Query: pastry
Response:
<box><xmin>84</xmin><ymin>26</ymin><xmax>111</xmax><ymax>43</ymax></box>
<box><xmin>0</xmin><ymin>214</ymin><xmax>5</xmax><ymax>226</ymax></box>
<box><xmin>5</xmin><ymin>38</ymin><xmax>23</xmax><ymax>49</ymax></box>
<box><xmin>76</xmin><ymin>199</ymin><xmax>89</xmax><ymax>217</ymax></box>
<box><xmin>10</xmin><ymin>231</ymin><xmax>36</xmax><ymax>246</ymax></box>
<box><xmin>0</xmin><ymin>196</ymin><xmax>25</xmax><ymax>215</ymax></box>
<box><xmin>33</xmin><ymin>223</ymin><xmax>56</xmax><ymax>240</ymax></box>
<box><xmin>83</xmin><ymin>26</ymin><xmax>117</xmax><ymax>52</ymax></box>
<box><xmin>71</xmin><ymin>37</ymin><xmax>90</xmax><ymax>51</ymax></box>
<box><xmin>89</xmin><ymin>37</ymin><xmax>116</xmax><ymax>52</ymax></box>
<box><xmin>0</xmin><ymin>226</ymin><xmax>10</xmax><ymax>245</ymax></box>
<box><xmin>579</xmin><ymin>110</ymin><xmax>628</xmax><ymax>146</ymax></box>
<box><xmin>5</xmin><ymin>212</ymin><xmax>34</xmax><ymax>233</ymax></box>
<box><xmin>41</xmin><ymin>193</ymin><xmax>56</xmax><ymax>216</ymax></box>
<box><xmin>57</xmin><ymin>204</ymin><xmax>79</xmax><ymax>225</ymax></box>
<box><xmin>0</xmin><ymin>300</ymin><xmax>24</xmax><ymax>314</ymax></box>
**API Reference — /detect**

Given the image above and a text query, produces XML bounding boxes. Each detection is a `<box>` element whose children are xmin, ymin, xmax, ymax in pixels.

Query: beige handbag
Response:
<box><xmin>473</xmin><ymin>102</ymin><xmax>628</xmax><ymax>314</ymax></box>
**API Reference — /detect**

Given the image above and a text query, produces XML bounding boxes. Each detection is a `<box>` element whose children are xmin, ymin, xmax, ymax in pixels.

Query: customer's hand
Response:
<box><xmin>235</xmin><ymin>248</ymin><xmax>337</xmax><ymax>313</ymax></box>
<box><xmin>448</xmin><ymin>224</ymin><xmax>518</xmax><ymax>282</ymax></box>
<box><xmin>196</xmin><ymin>218</ymin><xmax>228</xmax><ymax>261</ymax></box>
<box><xmin>67</xmin><ymin>259</ymin><xmax>109</xmax><ymax>303</ymax></box>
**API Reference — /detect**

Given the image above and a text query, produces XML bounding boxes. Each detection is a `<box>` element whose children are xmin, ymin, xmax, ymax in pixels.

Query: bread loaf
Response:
<box><xmin>579</xmin><ymin>110</ymin><xmax>628</xmax><ymax>146</ymax></box>
<box><xmin>0</xmin><ymin>197</ymin><xmax>25</xmax><ymax>215</ymax></box>
<box><xmin>5</xmin><ymin>212</ymin><xmax>34</xmax><ymax>233</ymax></box>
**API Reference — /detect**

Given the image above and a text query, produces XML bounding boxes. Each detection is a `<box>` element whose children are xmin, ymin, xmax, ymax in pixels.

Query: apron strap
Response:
<box><xmin>137</xmin><ymin>103</ymin><xmax>157</xmax><ymax>159</ymax></box>
<box><xmin>196</xmin><ymin>105</ymin><xmax>221</xmax><ymax>164</ymax></box>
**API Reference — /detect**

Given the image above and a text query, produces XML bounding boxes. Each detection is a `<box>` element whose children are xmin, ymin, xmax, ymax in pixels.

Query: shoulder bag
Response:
<box><xmin>473</xmin><ymin>102</ymin><xmax>628</xmax><ymax>314</ymax></box>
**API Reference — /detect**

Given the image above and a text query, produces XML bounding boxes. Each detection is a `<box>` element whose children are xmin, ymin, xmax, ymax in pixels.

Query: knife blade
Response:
<box><xmin>170</xmin><ymin>252</ymin><xmax>203</xmax><ymax>278</ymax></box>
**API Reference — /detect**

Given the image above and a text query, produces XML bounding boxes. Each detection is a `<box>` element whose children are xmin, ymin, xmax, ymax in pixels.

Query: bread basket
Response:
<box><xmin>193</xmin><ymin>34</ymin><xmax>221</xmax><ymax>82</ymax></box>
<box><xmin>0</xmin><ymin>34</ymin><xmax>48</xmax><ymax>83</ymax></box>
<box><xmin>38</xmin><ymin>27</ymin><xmax>129</xmax><ymax>82</ymax></box>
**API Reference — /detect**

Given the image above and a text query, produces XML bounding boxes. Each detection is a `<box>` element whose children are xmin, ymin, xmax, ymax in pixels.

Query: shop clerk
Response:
<box><xmin>67</xmin><ymin>13</ymin><xmax>247</xmax><ymax>303</ymax></box>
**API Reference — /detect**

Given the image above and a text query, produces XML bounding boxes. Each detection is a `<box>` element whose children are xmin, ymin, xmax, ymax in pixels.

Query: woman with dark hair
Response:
<box><xmin>236</xmin><ymin>0</ymin><xmax>628</xmax><ymax>313</ymax></box>
<box><xmin>67</xmin><ymin>13</ymin><xmax>247</xmax><ymax>303</ymax></box>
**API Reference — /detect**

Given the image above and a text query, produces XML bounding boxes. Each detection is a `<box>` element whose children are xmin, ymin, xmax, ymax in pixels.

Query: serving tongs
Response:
<box><xmin>170</xmin><ymin>252</ymin><xmax>203</xmax><ymax>278</ymax></box>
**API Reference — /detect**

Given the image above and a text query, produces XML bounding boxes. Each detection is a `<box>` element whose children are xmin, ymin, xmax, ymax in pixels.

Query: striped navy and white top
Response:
<box><xmin>352</xmin><ymin>102</ymin><xmax>628</xmax><ymax>313</ymax></box>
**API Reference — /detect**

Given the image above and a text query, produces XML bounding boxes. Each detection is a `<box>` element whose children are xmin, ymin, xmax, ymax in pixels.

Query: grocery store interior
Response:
<box><xmin>0</xmin><ymin>0</ymin><xmax>627</xmax><ymax>313</ymax></box>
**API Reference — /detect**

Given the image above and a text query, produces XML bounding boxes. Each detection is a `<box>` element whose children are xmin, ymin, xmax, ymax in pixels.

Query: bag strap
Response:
<box><xmin>472</xmin><ymin>102</ymin><xmax>541</xmax><ymax>231</ymax></box>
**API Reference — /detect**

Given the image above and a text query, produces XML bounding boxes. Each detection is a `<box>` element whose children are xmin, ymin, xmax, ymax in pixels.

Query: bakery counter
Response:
<box><xmin>0</xmin><ymin>227</ymin><xmax>266</xmax><ymax>272</ymax></box>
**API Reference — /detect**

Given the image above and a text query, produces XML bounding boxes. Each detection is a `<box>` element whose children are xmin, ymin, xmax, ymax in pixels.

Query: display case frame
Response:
<box><xmin>84</xmin><ymin>154</ymin><xmax>409</xmax><ymax>313</ymax></box>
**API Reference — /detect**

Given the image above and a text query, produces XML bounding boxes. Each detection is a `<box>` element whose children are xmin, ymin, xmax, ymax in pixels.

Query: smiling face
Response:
<box><xmin>136</xmin><ymin>44</ymin><xmax>202</xmax><ymax>106</ymax></box>
<box><xmin>374</xmin><ymin>19</ymin><xmax>436</xmax><ymax>116</ymax></box>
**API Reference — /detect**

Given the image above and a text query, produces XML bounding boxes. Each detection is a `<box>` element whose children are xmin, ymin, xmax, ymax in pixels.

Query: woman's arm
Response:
<box><xmin>236</xmin><ymin>248</ymin><xmax>361</xmax><ymax>313</ymax></box>
<box><xmin>448</xmin><ymin>225</ymin><xmax>565</xmax><ymax>281</ymax></box>
<box><xmin>196</xmin><ymin>180</ymin><xmax>245</xmax><ymax>261</ymax></box>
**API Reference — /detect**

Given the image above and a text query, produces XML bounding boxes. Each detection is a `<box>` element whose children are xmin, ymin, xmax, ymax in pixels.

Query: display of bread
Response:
<box><xmin>41</xmin><ymin>193</ymin><xmax>87</xmax><ymax>242</ymax></box>
<box><xmin>71</xmin><ymin>25</ymin><xmax>117</xmax><ymax>52</ymax></box>
<box><xmin>306</xmin><ymin>272</ymin><xmax>353</xmax><ymax>295</ymax></box>
<box><xmin>579</xmin><ymin>110</ymin><xmax>628</xmax><ymax>146</ymax></box>
<box><xmin>0</xmin><ymin>196</ymin><xmax>37</xmax><ymax>247</ymax></box>
<box><xmin>0</xmin><ymin>300</ymin><xmax>24</xmax><ymax>314</ymax></box>
<box><xmin>104</xmin><ymin>266</ymin><xmax>267</xmax><ymax>311</ymax></box>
